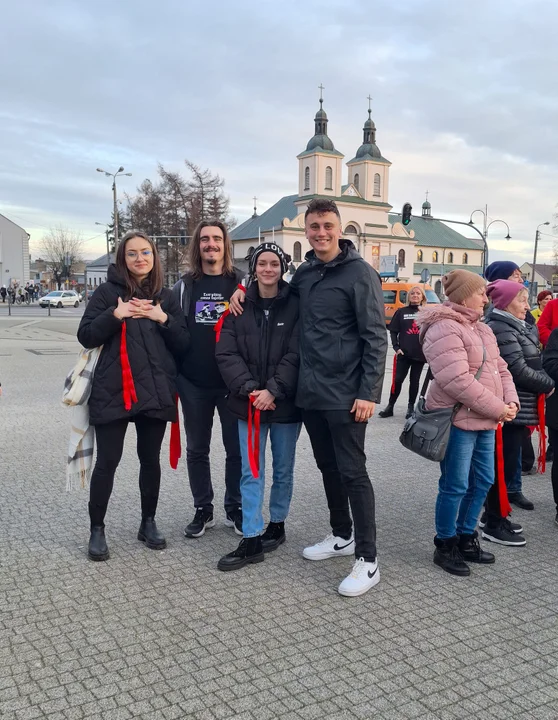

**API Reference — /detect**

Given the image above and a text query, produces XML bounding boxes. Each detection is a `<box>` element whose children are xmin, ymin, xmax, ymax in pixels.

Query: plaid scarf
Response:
<box><xmin>62</xmin><ymin>346</ymin><xmax>102</xmax><ymax>491</ymax></box>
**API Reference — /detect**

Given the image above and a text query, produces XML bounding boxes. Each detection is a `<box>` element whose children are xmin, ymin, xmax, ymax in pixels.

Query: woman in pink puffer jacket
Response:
<box><xmin>416</xmin><ymin>270</ymin><xmax>519</xmax><ymax>577</ymax></box>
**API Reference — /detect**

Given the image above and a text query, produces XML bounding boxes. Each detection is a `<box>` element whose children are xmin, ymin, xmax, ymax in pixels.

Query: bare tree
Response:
<box><xmin>41</xmin><ymin>225</ymin><xmax>85</xmax><ymax>289</ymax></box>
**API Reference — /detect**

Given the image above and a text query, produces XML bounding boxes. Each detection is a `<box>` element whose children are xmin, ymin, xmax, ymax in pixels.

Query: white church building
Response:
<box><xmin>231</xmin><ymin>97</ymin><xmax>482</xmax><ymax>295</ymax></box>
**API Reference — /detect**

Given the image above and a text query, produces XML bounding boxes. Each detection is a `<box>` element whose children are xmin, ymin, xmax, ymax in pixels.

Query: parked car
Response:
<box><xmin>382</xmin><ymin>282</ymin><xmax>440</xmax><ymax>326</ymax></box>
<box><xmin>39</xmin><ymin>291</ymin><xmax>80</xmax><ymax>308</ymax></box>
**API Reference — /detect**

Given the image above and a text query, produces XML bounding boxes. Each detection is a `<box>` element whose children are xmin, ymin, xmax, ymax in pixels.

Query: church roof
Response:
<box><xmin>389</xmin><ymin>214</ymin><xmax>481</xmax><ymax>250</ymax></box>
<box><xmin>230</xmin><ymin>195</ymin><xmax>299</xmax><ymax>241</ymax></box>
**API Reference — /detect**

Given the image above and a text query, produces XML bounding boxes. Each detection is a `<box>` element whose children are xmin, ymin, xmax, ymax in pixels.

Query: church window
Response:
<box><xmin>325</xmin><ymin>166</ymin><xmax>333</xmax><ymax>190</ymax></box>
<box><xmin>293</xmin><ymin>241</ymin><xmax>302</xmax><ymax>262</ymax></box>
<box><xmin>373</xmin><ymin>173</ymin><xmax>381</xmax><ymax>196</ymax></box>
<box><xmin>463</xmin><ymin>253</ymin><xmax>468</xmax><ymax>265</ymax></box>
<box><xmin>304</xmin><ymin>166</ymin><xmax>310</xmax><ymax>191</ymax></box>
<box><xmin>398</xmin><ymin>249</ymin><xmax>405</xmax><ymax>268</ymax></box>
<box><xmin>354</xmin><ymin>173</ymin><xmax>360</xmax><ymax>190</ymax></box>
<box><xmin>433</xmin><ymin>251</ymin><xmax>439</xmax><ymax>263</ymax></box>
<box><xmin>417</xmin><ymin>250</ymin><xmax>423</xmax><ymax>262</ymax></box>
<box><xmin>345</xmin><ymin>224</ymin><xmax>358</xmax><ymax>234</ymax></box>
<box><xmin>447</xmin><ymin>252</ymin><xmax>454</xmax><ymax>263</ymax></box>
<box><xmin>435</xmin><ymin>280</ymin><xmax>442</xmax><ymax>297</ymax></box>
<box><xmin>247</xmin><ymin>246</ymin><xmax>255</xmax><ymax>258</ymax></box>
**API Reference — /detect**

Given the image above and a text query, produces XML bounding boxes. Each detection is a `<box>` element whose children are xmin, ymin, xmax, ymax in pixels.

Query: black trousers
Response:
<box><xmin>522</xmin><ymin>426</ymin><xmax>535</xmax><ymax>472</ymax></box>
<box><xmin>302</xmin><ymin>409</ymin><xmax>377</xmax><ymax>562</ymax></box>
<box><xmin>547</xmin><ymin>428</ymin><xmax>558</xmax><ymax>510</ymax></box>
<box><xmin>177</xmin><ymin>375</ymin><xmax>241</xmax><ymax>514</ymax></box>
<box><xmin>389</xmin><ymin>356</ymin><xmax>425</xmax><ymax>407</ymax></box>
<box><xmin>485</xmin><ymin>423</ymin><xmax>524</xmax><ymax>522</ymax></box>
<box><xmin>89</xmin><ymin>415</ymin><xmax>167</xmax><ymax>526</ymax></box>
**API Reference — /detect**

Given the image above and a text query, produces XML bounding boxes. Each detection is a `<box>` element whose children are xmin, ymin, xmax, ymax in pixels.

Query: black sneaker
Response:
<box><xmin>481</xmin><ymin>522</ymin><xmax>526</xmax><ymax>546</ymax></box>
<box><xmin>479</xmin><ymin>512</ymin><xmax>523</xmax><ymax>534</ymax></box>
<box><xmin>508</xmin><ymin>492</ymin><xmax>534</xmax><ymax>511</ymax></box>
<box><xmin>217</xmin><ymin>537</ymin><xmax>264</xmax><ymax>571</ymax></box>
<box><xmin>261</xmin><ymin>522</ymin><xmax>286</xmax><ymax>552</ymax></box>
<box><xmin>184</xmin><ymin>508</ymin><xmax>215</xmax><ymax>538</ymax></box>
<box><xmin>224</xmin><ymin>508</ymin><xmax>243</xmax><ymax>536</ymax></box>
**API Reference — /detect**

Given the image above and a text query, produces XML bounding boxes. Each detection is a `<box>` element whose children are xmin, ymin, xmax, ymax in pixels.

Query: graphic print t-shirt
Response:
<box><xmin>184</xmin><ymin>274</ymin><xmax>235</xmax><ymax>387</ymax></box>
<box><xmin>390</xmin><ymin>305</ymin><xmax>425</xmax><ymax>362</ymax></box>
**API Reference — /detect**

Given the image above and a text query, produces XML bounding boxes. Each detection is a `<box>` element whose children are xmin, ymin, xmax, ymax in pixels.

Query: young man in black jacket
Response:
<box><xmin>216</xmin><ymin>242</ymin><xmax>300</xmax><ymax>570</ymax></box>
<box><xmin>293</xmin><ymin>199</ymin><xmax>387</xmax><ymax>596</ymax></box>
<box><xmin>173</xmin><ymin>221</ymin><xmax>244</xmax><ymax>538</ymax></box>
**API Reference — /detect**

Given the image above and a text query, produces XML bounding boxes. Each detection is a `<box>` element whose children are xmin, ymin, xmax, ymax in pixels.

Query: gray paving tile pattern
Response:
<box><xmin>1</xmin><ymin>318</ymin><xmax>558</xmax><ymax>719</ymax></box>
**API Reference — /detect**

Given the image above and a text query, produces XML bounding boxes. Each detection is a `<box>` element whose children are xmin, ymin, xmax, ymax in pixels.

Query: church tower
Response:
<box><xmin>297</xmin><ymin>88</ymin><xmax>344</xmax><ymax>198</ymax></box>
<box><xmin>346</xmin><ymin>99</ymin><xmax>391</xmax><ymax>203</ymax></box>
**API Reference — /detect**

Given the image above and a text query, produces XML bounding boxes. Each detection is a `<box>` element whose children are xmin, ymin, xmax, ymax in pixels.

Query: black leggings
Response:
<box><xmin>389</xmin><ymin>356</ymin><xmax>425</xmax><ymax>406</ymax></box>
<box><xmin>89</xmin><ymin>415</ymin><xmax>167</xmax><ymax>525</ymax></box>
<box><xmin>485</xmin><ymin>423</ymin><xmax>524</xmax><ymax>522</ymax></box>
<box><xmin>547</xmin><ymin>428</ymin><xmax>558</xmax><ymax>511</ymax></box>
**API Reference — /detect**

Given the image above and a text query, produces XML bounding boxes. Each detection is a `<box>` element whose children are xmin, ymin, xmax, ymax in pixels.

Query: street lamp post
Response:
<box><xmin>529</xmin><ymin>221</ymin><xmax>551</xmax><ymax>304</ymax></box>
<box><xmin>95</xmin><ymin>222</ymin><xmax>111</xmax><ymax>261</ymax></box>
<box><xmin>96</xmin><ymin>166</ymin><xmax>132</xmax><ymax>252</ymax></box>
<box><xmin>468</xmin><ymin>207</ymin><xmax>511</xmax><ymax>273</ymax></box>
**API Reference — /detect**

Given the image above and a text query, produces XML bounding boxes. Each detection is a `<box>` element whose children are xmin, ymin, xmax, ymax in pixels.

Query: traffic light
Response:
<box><xmin>402</xmin><ymin>203</ymin><xmax>412</xmax><ymax>226</ymax></box>
<box><xmin>179</xmin><ymin>228</ymin><xmax>187</xmax><ymax>246</ymax></box>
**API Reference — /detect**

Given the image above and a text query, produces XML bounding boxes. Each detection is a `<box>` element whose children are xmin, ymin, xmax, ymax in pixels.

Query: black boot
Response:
<box><xmin>458</xmin><ymin>530</ymin><xmax>495</xmax><ymax>564</ymax></box>
<box><xmin>261</xmin><ymin>522</ymin><xmax>286</xmax><ymax>552</ymax></box>
<box><xmin>405</xmin><ymin>403</ymin><xmax>414</xmax><ymax>419</ymax></box>
<box><xmin>508</xmin><ymin>492</ymin><xmax>534</xmax><ymax>510</ymax></box>
<box><xmin>378</xmin><ymin>404</ymin><xmax>394</xmax><ymax>418</ymax></box>
<box><xmin>218</xmin><ymin>537</ymin><xmax>265</xmax><ymax>571</ymax></box>
<box><xmin>138</xmin><ymin>517</ymin><xmax>167</xmax><ymax>550</ymax></box>
<box><xmin>88</xmin><ymin>525</ymin><xmax>109</xmax><ymax>561</ymax></box>
<box><xmin>433</xmin><ymin>536</ymin><xmax>470</xmax><ymax>576</ymax></box>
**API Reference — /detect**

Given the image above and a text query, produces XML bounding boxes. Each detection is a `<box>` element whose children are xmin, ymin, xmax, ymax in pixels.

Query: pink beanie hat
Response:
<box><xmin>486</xmin><ymin>279</ymin><xmax>527</xmax><ymax>310</ymax></box>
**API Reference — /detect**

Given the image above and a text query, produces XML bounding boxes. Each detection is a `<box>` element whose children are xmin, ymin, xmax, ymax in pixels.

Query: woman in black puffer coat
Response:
<box><xmin>77</xmin><ymin>230</ymin><xmax>189</xmax><ymax>561</ymax></box>
<box><xmin>215</xmin><ymin>242</ymin><xmax>300</xmax><ymax>571</ymax></box>
<box><xmin>483</xmin><ymin>280</ymin><xmax>554</xmax><ymax>544</ymax></box>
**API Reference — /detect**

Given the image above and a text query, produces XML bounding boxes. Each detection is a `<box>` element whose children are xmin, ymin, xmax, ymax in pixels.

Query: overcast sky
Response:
<box><xmin>2</xmin><ymin>0</ymin><xmax>557</xmax><ymax>264</ymax></box>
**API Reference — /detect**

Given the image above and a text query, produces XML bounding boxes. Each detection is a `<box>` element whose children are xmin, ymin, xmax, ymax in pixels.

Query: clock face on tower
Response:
<box><xmin>345</xmin><ymin>186</ymin><xmax>357</xmax><ymax>196</ymax></box>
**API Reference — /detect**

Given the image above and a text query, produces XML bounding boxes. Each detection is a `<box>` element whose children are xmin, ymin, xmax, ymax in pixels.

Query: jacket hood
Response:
<box><xmin>303</xmin><ymin>239</ymin><xmax>360</xmax><ymax>267</ymax></box>
<box><xmin>485</xmin><ymin>307</ymin><xmax>526</xmax><ymax>331</ymax></box>
<box><xmin>107</xmin><ymin>263</ymin><xmax>127</xmax><ymax>288</ymax></box>
<box><xmin>416</xmin><ymin>301</ymin><xmax>482</xmax><ymax>341</ymax></box>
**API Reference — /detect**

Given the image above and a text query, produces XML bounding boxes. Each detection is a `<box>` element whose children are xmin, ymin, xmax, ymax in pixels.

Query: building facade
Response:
<box><xmin>231</xmin><ymin>98</ymin><xmax>482</xmax><ymax>292</ymax></box>
<box><xmin>0</xmin><ymin>213</ymin><xmax>30</xmax><ymax>287</ymax></box>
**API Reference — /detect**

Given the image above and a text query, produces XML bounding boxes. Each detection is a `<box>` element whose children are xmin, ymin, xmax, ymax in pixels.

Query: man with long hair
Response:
<box><xmin>173</xmin><ymin>220</ymin><xmax>245</xmax><ymax>538</ymax></box>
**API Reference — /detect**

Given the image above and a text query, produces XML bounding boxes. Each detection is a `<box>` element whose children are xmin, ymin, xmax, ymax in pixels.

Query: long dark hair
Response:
<box><xmin>116</xmin><ymin>230</ymin><xmax>164</xmax><ymax>300</ymax></box>
<box><xmin>188</xmin><ymin>220</ymin><xmax>234</xmax><ymax>280</ymax></box>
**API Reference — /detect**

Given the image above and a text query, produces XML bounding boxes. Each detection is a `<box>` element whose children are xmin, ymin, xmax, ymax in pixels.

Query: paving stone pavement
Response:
<box><xmin>2</xmin><ymin>316</ymin><xmax>558</xmax><ymax>720</ymax></box>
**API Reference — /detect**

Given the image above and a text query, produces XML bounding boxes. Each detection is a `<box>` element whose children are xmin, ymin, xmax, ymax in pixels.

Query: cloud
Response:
<box><xmin>1</xmin><ymin>0</ymin><xmax>556</xmax><ymax>262</ymax></box>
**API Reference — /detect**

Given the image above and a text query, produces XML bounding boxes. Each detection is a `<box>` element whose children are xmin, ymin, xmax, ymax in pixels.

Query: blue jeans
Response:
<box><xmin>436</xmin><ymin>426</ymin><xmax>495</xmax><ymax>539</ymax></box>
<box><xmin>238</xmin><ymin>420</ymin><xmax>302</xmax><ymax>538</ymax></box>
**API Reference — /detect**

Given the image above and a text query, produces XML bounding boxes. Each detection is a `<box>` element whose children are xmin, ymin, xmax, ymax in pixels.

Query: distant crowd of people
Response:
<box><xmin>0</xmin><ymin>282</ymin><xmax>41</xmax><ymax>303</ymax></box>
<box><xmin>70</xmin><ymin>198</ymin><xmax>558</xmax><ymax>598</ymax></box>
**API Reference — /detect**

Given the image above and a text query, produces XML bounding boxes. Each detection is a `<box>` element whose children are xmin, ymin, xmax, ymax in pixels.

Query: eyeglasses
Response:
<box><xmin>125</xmin><ymin>250</ymin><xmax>153</xmax><ymax>260</ymax></box>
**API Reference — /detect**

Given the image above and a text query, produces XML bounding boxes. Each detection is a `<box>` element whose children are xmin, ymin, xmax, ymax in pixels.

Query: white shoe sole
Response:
<box><xmin>479</xmin><ymin>519</ymin><xmax>523</xmax><ymax>533</ymax></box>
<box><xmin>338</xmin><ymin>568</ymin><xmax>381</xmax><ymax>597</ymax></box>
<box><xmin>224</xmin><ymin>518</ymin><xmax>243</xmax><ymax>536</ymax></box>
<box><xmin>481</xmin><ymin>530</ymin><xmax>526</xmax><ymax>546</ymax></box>
<box><xmin>303</xmin><ymin>542</ymin><xmax>355</xmax><ymax>561</ymax></box>
<box><xmin>184</xmin><ymin>518</ymin><xmax>215</xmax><ymax>538</ymax></box>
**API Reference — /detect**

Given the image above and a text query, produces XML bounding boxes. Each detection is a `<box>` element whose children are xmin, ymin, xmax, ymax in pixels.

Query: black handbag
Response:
<box><xmin>399</xmin><ymin>346</ymin><xmax>486</xmax><ymax>462</ymax></box>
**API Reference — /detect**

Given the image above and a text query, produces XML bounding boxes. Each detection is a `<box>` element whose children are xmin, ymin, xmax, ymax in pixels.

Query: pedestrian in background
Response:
<box><xmin>379</xmin><ymin>285</ymin><xmax>427</xmax><ymax>420</ymax></box>
<box><xmin>483</xmin><ymin>280</ymin><xmax>553</xmax><ymax>540</ymax></box>
<box><xmin>77</xmin><ymin>230</ymin><xmax>189</xmax><ymax>561</ymax></box>
<box><xmin>531</xmin><ymin>290</ymin><xmax>552</xmax><ymax>324</ymax></box>
<box><xmin>417</xmin><ymin>270</ymin><xmax>519</xmax><ymax>576</ymax></box>
<box><xmin>216</xmin><ymin>242</ymin><xmax>300</xmax><ymax>571</ymax></box>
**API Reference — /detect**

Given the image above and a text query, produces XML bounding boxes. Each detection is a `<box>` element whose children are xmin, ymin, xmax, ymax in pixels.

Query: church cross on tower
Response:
<box><xmin>318</xmin><ymin>83</ymin><xmax>324</xmax><ymax>105</ymax></box>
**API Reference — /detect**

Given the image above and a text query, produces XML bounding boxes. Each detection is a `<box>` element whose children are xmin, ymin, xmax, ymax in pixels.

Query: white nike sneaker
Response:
<box><xmin>302</xmin><ymin>533</ymin><xmax>354</xmax><ymax>560</ymax></box>
<box><xmin>338</xmin><ymin>557</ymin><xmax>380</xmax><ymax>597</ymax></box>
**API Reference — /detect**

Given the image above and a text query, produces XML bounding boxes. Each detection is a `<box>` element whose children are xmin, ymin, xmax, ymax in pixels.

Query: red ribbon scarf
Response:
<box><xmin>537</xmin><ymin>394</ymin><xmax>547</xmax><ymax>474</ymax></box>
<box><xmin>247</xmin><ymin>395</ymin><xmax>261</xmax><ymax>478</ymax></box>
<box><xmin>170</xmin><ymin>394</ymin><xmax>181</xmax><ymax>470</ymax></box>
<box><xmin>495</xmin><ymin>424</ymin><xmax>512</xmax><ymax>518</ymax></box>
<box><xmin>120</xmin><ymin>322</ymin><xmax>138</xmax><ymax>411</ymax></box>
<box><xmin>390</xmin><ymin>354</ymin><xmax>397</xmax><ymax>394</ymax></box>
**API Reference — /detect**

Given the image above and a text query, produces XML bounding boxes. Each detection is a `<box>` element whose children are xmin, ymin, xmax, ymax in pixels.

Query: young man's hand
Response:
<box><xmin>351</xmin><ymin>399</ymin><xmax>375</xmax><ymax>422</ymax></box>
<box><xmin>229</xmin><ymin>288</ymin><xmax>246</xmax><ymax>316</ymax></box>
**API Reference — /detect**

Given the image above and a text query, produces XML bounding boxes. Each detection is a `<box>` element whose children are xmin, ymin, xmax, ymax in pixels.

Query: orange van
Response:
<box><xmin>382</xmin><ymin>282</ymin><xmax>440</xmax><ymax>326</ymax></box>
